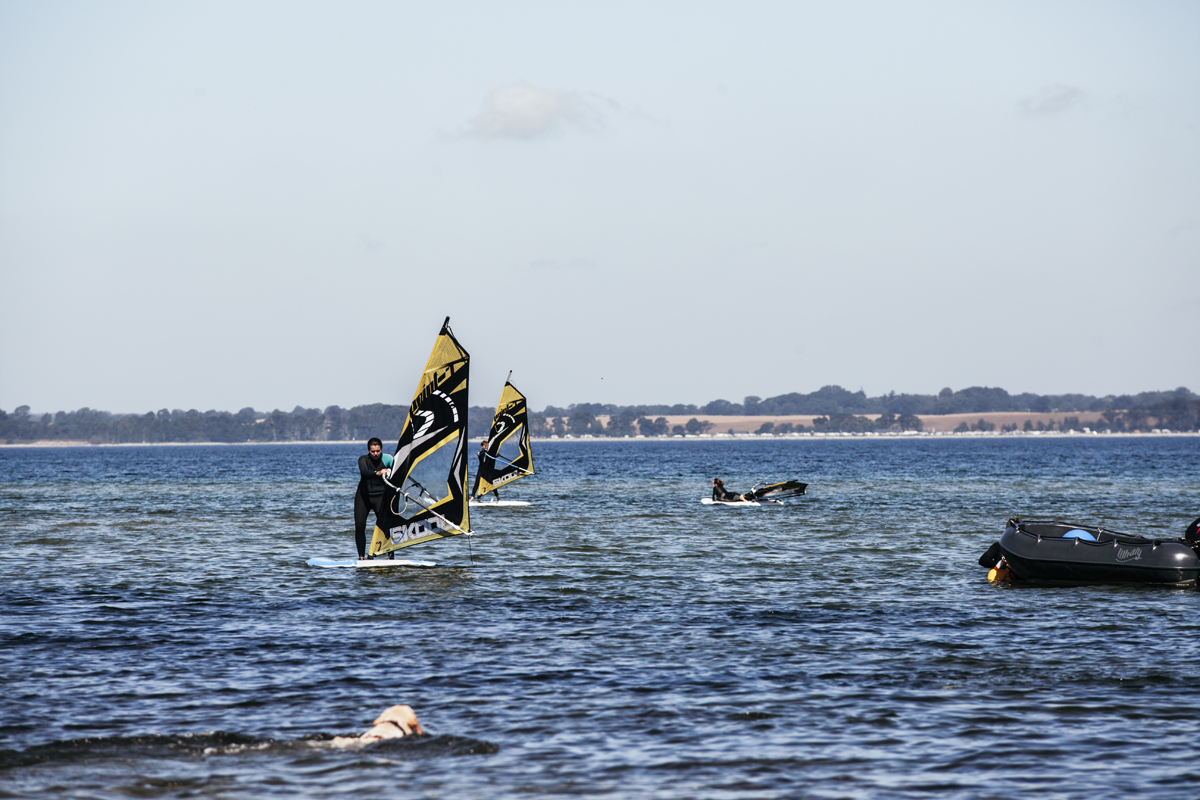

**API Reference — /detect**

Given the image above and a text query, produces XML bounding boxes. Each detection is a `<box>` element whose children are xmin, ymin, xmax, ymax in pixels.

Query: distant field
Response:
<box><xmin>595</xmin><ymin>411</ymin><xmax>1107</xmax><ymax>434</ymax></box>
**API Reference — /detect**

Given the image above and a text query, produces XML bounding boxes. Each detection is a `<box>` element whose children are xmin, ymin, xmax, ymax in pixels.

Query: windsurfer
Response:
<box><xmin>712</xmin><ymin>478</ymin><xmax>743</xmax><ymax>502</ymax></box>
<box><xmin>355</xmin><ymin>438</ymin><xmax>394</xmax><ymax>559</ymax></box>
<box><xmin>476</xmin><ymin>439</ymin><xmax>500</xmax><ymax>500</ymax></box>
<box><xmin>330</xmin><ymin>704</ymin><xmax>423</xmax><ymax>747</ymax></box>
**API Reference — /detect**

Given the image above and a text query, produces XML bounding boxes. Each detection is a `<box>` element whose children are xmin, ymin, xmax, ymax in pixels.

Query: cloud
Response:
<box><xmin>1167</xmin><ymin>219</ymin><xmax>1198</xmax><ymax>237</ymax></box>
<box><xmin>358</xmin><ymin>234</ymin><xmax>385</xmax><ymax>253</ymax></box>
<box><xmin>467</xmin><ymin>83</ymin><xmax>603</xmax><ymax>139</ymax></box>
<box><xmin>528</xmin><ymin>257</ymin><xmax>595</xmax><ymax>270</ymax></box>
<box><xmin>1019</xmin><ymin>84</ymin><xmax>1085</xmax><ymax>116</ymax></box>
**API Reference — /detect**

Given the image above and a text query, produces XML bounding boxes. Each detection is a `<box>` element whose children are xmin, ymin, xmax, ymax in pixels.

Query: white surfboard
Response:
<box><xmin>306</xmin><ymin>557</ymin><xmax>438</xmax><ymax>568</ymax></box>
<box><xmin>469</xmin><ymin>499</ymin><xmax>531</xmax><ymax>507</ymax></box>
<box><xmin>700</xmin><ymin>497</ymin><xmax>782</xmax><ymax>507</ymax></box>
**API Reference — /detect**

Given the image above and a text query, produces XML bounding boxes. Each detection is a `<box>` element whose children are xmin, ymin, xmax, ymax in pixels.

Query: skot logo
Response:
<box><xmin>389</xmin><ymin>517</ymin><xmax>446</xmax><ymax>544</ymax></box>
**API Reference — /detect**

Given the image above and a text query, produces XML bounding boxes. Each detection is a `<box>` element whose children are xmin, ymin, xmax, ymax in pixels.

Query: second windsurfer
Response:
<box><xmin>476</xmin><ymin>439</ymin><xmax>500</xmax><ymax>500</ymax></box>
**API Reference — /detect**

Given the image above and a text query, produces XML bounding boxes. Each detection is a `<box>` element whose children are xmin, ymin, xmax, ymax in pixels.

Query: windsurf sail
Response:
<box><xmin>745</xmin><ymin>480</ymin><xmax>808</xmax><ymax>501</ymax></box>
<box><xmin>472</xmin><ymin>373</ymin><xmax>535</xmax><ymax>498</ymax></box>
<box><xmin>369</xmin><ymin>318</ymin><xmax>471</xmax><ymax>555</ymax></box>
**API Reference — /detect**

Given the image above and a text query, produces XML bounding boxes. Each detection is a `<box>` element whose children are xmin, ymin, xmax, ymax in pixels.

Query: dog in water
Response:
<box><xmin>331</xmin><ymin>704</ymin><xmax>423</xmax><ymax>747</ymax></box>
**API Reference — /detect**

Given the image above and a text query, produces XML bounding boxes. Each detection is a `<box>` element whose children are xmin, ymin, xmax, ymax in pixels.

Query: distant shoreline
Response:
<box><xmin>2</xmin><ymin>431</ymin><xmax>1195</xmax><ymax>448</ymax></box>
<box><xmin>595</xmin><ymin>411</ymin><xmax>1112</xmax><ymax>434</ymax></box>
<box><xmin>7</xmin><ymin>408</ymin><xmax>1193</xmax><ymax>448</ymax></box>
<box><xmin>2</xmin><ymin>412</ymin><xmax>1190</xmax><ymax>450</ymax></box>
<box><xmin>1</xmin><ymin>409</ymin><xmax>1190</xmax><ymax>448</ymax></box>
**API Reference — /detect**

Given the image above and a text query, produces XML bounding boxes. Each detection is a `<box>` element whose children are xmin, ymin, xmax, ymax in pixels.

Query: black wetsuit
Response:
<box><xmin>477</xmin><ymin>448</ymin><xmax>499</xmax><ymax>499</ymax></box>
<box><xmin>712</xmin><ymin>483</ymin><xmax>738</xmax><ymax>502</ymax></box>
<box><xmin>355</xmin><ymin>454</ymin><xmax>389</xmax><ymax>558</ymax></box>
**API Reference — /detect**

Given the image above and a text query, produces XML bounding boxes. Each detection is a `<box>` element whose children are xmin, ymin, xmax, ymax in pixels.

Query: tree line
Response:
<box><xmin>535</xmin><ymin>398</ymin><xmax>1200</xmax><ymax>438</ymax></box>
<box><xmin>2</xmin><ymin>386</ymin><xmax>1198</xmax><ymax>444</ymax></box>
<box><xmin>0</xmin><ymin>404</ymin><xmax>498</xmax><ymax>445</ymax></box>
<box><xmin>532</xmin><ymin>409</ymin><xmax>929</xmax><ymax>437</ymax></box>
<box><xmin>545</xmin><ymin>385</ymin><xmax>1197</xmax><ymax>418</ymax></box>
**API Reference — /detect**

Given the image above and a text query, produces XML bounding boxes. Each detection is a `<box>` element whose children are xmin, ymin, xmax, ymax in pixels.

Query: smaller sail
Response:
<box><xmin>472</xmin><ymin>376</ymin><xmax>534</xmax><ymax>498</ymax></box>
<box><xmin>369</xmin><ymin>318</ymin><xmax>471</xmax><ymax>556</ymax></box>
<box><xmin>745</xmin><ymin>480</ymin><xmax>808</xmax><ymax>501</ymax></box>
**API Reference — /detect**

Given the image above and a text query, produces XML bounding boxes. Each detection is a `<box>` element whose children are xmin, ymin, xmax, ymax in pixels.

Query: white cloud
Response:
<box><xmin>528</xmin><ymin>257</ymin><xmax>595</xmax><ymax>270</ymax></box>
<box><xmin>467</xmin><ymin>82</ymin><xmax>603</xmax><ymax>139</ymax></box>
<box><xmin>1019</xmin><ymin>84</ymin><xmax>1085</xmax><ymax>116</ymax></box>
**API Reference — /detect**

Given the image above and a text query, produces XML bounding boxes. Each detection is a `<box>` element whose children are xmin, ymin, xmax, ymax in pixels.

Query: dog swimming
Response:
<box><xmin>330</xmin><ymin>704</ymin><xmax>423</xmax><ymax>747</ymax></box>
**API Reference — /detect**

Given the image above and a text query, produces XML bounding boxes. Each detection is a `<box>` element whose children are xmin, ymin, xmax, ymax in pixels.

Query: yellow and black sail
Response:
<box><xmin>369</xmin><ymin>318</ymin><xmax>471</xmax><ymax>555</ymax></box>
<box><xmin>472</xmin><ymin>376</ymin><xmax>534</xmax><ymax>498</ymax></box>
<box><xmin>745</xmin><ymin>480</ymin><xmax>808</xmax><ymax>501</ymax></box>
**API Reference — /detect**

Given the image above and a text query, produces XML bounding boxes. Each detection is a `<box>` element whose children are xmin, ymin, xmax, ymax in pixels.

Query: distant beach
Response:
<box><xmin>3</xmin><ymin>410</ymin><xmax>1193</xmax><ymax>448</ymax></box>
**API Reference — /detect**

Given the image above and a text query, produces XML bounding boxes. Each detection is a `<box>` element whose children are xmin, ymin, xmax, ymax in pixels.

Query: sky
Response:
<box><xmin>1</xmin><ymin>1</ymin><xmax>1197</xmax><ymax>415</ymax></box>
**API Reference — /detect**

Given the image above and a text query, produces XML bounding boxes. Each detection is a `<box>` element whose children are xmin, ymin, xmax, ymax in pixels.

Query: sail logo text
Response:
<box><xmin>390</xmin><ymin>518</ymin><xmax>446</xmax><ymax>543</ymax></box>
<box><xmin>1116</xmin><ymin>547</ymin><xmax>1143</xmax><ymax>562</ymax></box>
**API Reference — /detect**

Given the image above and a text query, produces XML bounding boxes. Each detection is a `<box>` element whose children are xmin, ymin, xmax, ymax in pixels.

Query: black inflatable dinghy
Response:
<box><xmin>980</xmin><ymin>516</ymin><xmax>1200</xmax><ymax>586</ymax></box>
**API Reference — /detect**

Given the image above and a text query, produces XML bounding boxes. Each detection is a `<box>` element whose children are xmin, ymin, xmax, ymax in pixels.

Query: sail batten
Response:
<box><xmin>369</xmin><ymin>319</ymin><xmax>471</xmax><ymax>555</ymax></box>
<box><xmin>472</xmin><ymin>379</ymin><xmax>535</xmax><ymax>499</ymax></box>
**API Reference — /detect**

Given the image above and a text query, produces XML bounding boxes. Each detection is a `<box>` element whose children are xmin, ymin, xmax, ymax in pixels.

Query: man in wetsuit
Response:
<box><xmin>476</xmin><ymin>439</ymin><xmax>500</xmax><ymax>501</ymax></box>
<box><xmin>712</xmin><ymin>478</ymin><xmax>743</xmax><ymax>502</ymax></box>
<box><xmin>355</xmin><ymin>437</ymin><xmax>393</xmax><ymax>559</ymax></box>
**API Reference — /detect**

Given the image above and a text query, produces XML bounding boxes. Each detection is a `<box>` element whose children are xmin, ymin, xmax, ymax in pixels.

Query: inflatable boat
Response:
<box><xmin>979</xmin><ymin>516</ymin><xmax>1200</xmax><ymax>586</ymax></box>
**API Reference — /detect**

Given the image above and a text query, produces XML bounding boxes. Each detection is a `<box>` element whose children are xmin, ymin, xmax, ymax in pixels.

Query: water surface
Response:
<box><xmin>2</xmin><ymin>437</ymin><xmax>1199</xmax><ymax>798</ymax></box>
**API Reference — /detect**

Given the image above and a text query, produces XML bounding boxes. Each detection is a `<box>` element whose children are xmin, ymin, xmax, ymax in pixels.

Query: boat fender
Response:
<box><xmin>978</xmin><ymin>542</ymin><xmax>1003</xmax><ymax>569</ymax></box>
<box><xmin>987</xmin><ymin>563</ymin><xmax>1011</xmax><ymax>583</ymax></box>
<box><xmin>1067</xmin><ymin>529</ymin><xmax>1096</xmax><ymax>541</ymax></box>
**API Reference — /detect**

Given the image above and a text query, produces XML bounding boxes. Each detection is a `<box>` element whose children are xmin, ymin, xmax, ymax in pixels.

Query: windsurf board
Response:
<box><xmin>307</xmin><ymin>557</ymin><xmax>438</xmax><ymax>568</ymax></box>
<box><xmin>700</xmin><ymin>497</ymin><xmax>782</xmax><ymax>507</ymax></box>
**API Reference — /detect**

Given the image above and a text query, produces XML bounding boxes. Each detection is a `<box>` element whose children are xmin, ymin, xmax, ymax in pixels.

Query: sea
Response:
<box><xmin>1</xmin><ymin>436</ymin><xmax>1199</xmax><ymax>799</ymax></box>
